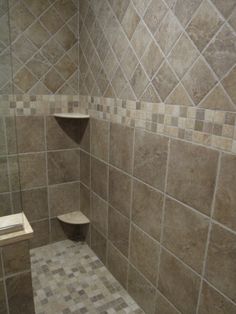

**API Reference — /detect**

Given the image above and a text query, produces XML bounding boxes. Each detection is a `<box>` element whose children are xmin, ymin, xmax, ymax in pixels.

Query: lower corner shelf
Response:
<box><xmin>57</xmin><ymin>211</ymin><xmax>90</xmax><ymax>225</ymax></box>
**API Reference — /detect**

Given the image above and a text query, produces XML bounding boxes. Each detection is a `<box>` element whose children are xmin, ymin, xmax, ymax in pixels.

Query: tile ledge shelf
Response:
<box><xmin>54</xmin><ymin>113</ymin><xmax>90</xmax><ymax>119</ymax></box>
<box><xmin>0</xmin><ymin>213</ymin><xmax>33</xmax><ymax>247</ymax></box>
<box><xmin>57</xmin><ymin>211</ymin><xmax>90</xmax><ymax>225</ymax></box>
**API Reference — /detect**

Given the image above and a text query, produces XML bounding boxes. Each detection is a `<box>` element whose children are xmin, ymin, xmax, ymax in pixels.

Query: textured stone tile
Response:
<box><xmin>132</xmin><ymin>179</ymin><xmax>163</xmax><ymax>240</ymax></box>
<box><xmin>48</xmin><ymin>149</ymin><xmax>80</xmax><ymax>185</ymax></box>
<box><xmin>0</xmin><ymin>157</ymin><xmax>9</xmax><ymax>193</ymax></box>
<box><xmin>40</xmin><ymin>6</ymin><xmax>64</xmax><ymax>34</ymax></box>
<box><xmin>91</xmin><ymin>157</ymin><xmax>108</xmax><ymax>200</ymax></box>
<box><xmin>0</xmin><ymin>280</ymin><xmax>7</xmax><ymax>314</ymax></box>
<box><xmin>122</xmin><ymin>3</ymin><xmax>140</xmax><ymax>40</ymax></box>
<box><xmin>130</xmin><ymin>64</ymin><xmax>149</xmax><ymax>99</ymax></box>
<box><xmin>199</xmin><ymin>281</ymin><xmax>236</xmax><ymax>314</ymax></box>
<box><xmin>128</xmin><ymin>265</ymin><xmax>156</xmax><ymax>314</ymax></box>
<box><xmin>110</xmin><ymin>123</ymin><xmax>134</xmax><ymax>174</ymax></box>
<box><xmin>30</xmin><ymin>220</ymin><xmax>50</xmax><ymax>249</ymax></box>
<box><xmin>134</xmin><ymin>129</ymin><xmax>168</xmax><ymax>191</ymax></box>
<box><xmin>155</xmin><ymin>291</ymin><xmax>179</xmax><ymax>314</ymax></box>
<box><xmin>80</xmin><ymin>150</ymin><xmax>90</xmax><ymax>187</ymax></box>
<box><xmin>167</xmin><ymin>139</ymin><xmax>218</xmax><ymax>215</ymax></box>
<box><xmin>121</xmin><ymin>46</ymin><xmax>139</xmax><ymax>80</ymax></box>
<box><xmin>214</xmin><ymin>153</ymin><xmax>236</xmax><ymax>231</ymax></box>
<box><xmin>144</xmin><ymin>0</ymin><xmax>168</xmax><ymax>34</ymax></box>
<box><xmin>80</xmin><ymin>183</ymin><xmax>90</xmax><ymax>219</ymax></box>
<box><xmin>166</xmin><ymin>83</ymin><xmax>193</xmax><ymax>106</ymax></box>
<box><xmin>130</xmin><ymin>224</ymin><xmax>159</xmax><ymax>285</ymax></box>
<box><xmin>163</xmin><ymin>197</ymin><xmax>209</xmax><ymax>273</ymax></box>
<box><xmin>91</xmin><ymin>192</ymin><xmax>108</xmax><ymax>236</ymax></box>
<box><xmin>222</xmin><ymin>66</ymin><xmax>236</xmax><ymax>105</ymax></box>
<box><xmin>171</xmin><ymin>0</ymin><xmax>202</xmax><ymax>27</ymax></box>
<box><xmin>205</xmin><ymin>223</ymin><xmax>236</xmax><ymax>302</ymax></box>
<box><xmin>141</xmin><ymin>41</ymin><xmax>163</xmax><ymax>79</ymax></box>
<box><xmin>159</xmin><ymin>249</ymin><xmax>201</xmax><ymax>314</ymax></box>
<box><xmin>131</xmin><ymin>20</ymin><xmax>152</xmax><ymax>59</ymax></box>
<box><xmin>168</xmin><ymin>33</ymin><xmax>199</xmax><ymax>79</ymax></box>
<box><xmin>187</xmin><ymin>0</ymin><xmax>223</xmax><ymax>51</ymax></box>
<box><xmin>91</xmin><ymin>118</ymin><xmax>109</xmax><ymax>161</ymax></box>
<box><xmin>182</xmin><ymin>58</ymin><xmax>217</xmax><ymax>105</ymax></box>
<box><xmin>91</xmin><ymin>226</ymin><xmax>107</xmax><ymax>264</ymax></box>
<box><xmin>0</xmin><ymin>193</ymin><xmax>11</xmax><ymax>217</ymax></box>
<box><xmin>204</xmin><ymin>25</ymin><xmax>236</xmax><ymax>79</ymax></box>
<box><xmin>211</xmin><ymin>0</ymin><xmax>236</xmax><ymax>18</ymax></box>
<box><xmin>108</xmin><ymin>0</ymin><xmax>130</xmax><ymax>22</ymax></box>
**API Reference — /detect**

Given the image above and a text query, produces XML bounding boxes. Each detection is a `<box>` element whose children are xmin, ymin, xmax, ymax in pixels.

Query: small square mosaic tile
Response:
<box><xmin>31</xmin><ymin>240</ymin><xmax>143</xmax><ymax>314</ymax></box>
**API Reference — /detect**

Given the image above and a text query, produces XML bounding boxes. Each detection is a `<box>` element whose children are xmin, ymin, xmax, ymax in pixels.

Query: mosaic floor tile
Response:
<box><xmin>31</xmin><ymin>240</ymin><xmax>144</xmax><ymax>314</ymax></box>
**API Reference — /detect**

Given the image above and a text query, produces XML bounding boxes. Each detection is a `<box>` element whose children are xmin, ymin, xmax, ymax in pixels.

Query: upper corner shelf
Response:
<box><xmin>54</xmin><ymin>113</ymin><xmax>90</xmax><ymax>119</ymax></box>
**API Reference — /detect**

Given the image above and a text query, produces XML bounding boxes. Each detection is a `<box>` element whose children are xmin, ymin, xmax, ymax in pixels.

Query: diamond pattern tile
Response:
<box><xmin>143</xmin><ymin>0</ymin><xmax>168</xmax><ymax>35</ymax></box>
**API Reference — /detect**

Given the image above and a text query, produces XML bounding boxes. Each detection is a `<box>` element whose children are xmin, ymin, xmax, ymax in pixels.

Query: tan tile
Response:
<box><xmin>14</xmin><ymin>67</ymin><xmax>37</xmax><ymax>93</ymax></box>
<box><xmin>55</xmin><ymin>25</ymin><xmax>77</xmax><ymax>51</ymax></box>
<box><xmin>108</xmin><ymin>0</ymin><xmax>130</xmax><ymax>22</ymax></box>
<box><xmin>205</xmin><ymin>223</ymin><xmax>236</xmax><ymax>302</ymax></box>
<box><xmin>163</xmin><ymin>197</ymin><xmax>209</xmax><ymax>273</ymax></box>
<box><xmin>153</xmin><ymin>62</ymin><xmax>178</xmax><ymax>101</ymax></box>
<box><xmin>141</xmin><ymin>41</ymin><xmax>164</xmax><ymax>79</ymax></box>
<box><xmin>144</xmin><ymin>0</ymin><xmax>167</xmax><ymax>34</ymax></box>
<box><xmin>204</xmin><ymin>25</ymin><xmax>236</xmax><ymax>79</ymax></box>
<box><xmin>30</xmin><ymin>219</ymin><xmax>50</xmax><ymax>248</ymax></box>
<box><xmin>130</xmin><ymin>64</ymin><xmax>149</xmax><ymax>99</ymax></box>
<box><xmin>132</xmin><ymin>0</ymin><xmax>151</xmax><ymax>16</ymax></box>
<box><xmin>91</xmin><ymin>225</ymin><xmax>107</xmax><ymax>264</ymax></box>
<box><xmin>229</xmin><ymin>8</ymin><xmax>236</xmax><ymax>32</ymax></box>
<box><xmin>10</xmin><ymin>2</ymin><xmax>34</xmax><ymax>33</ymax></box>
<box><xmin>80</xmin><ymin>151</ymin><xmax>90</xmax><ymax>187</ymax></box>
<box><xmin>214</xmin><ymin>153</ymin><xmax>236</xmax><ymax>231</ymax></box>
<box><xmin>111</xmin><ymin>67</ymin><xmax>128</xmax><ymax>96</ymax></box>
<box><xmin>130</xmin><ymin>224</ymin><xmax>159</xmax><ymax>285</ymax></box>
<box><xmin>168</xmin><ymin>33</ymin><xmax>199</xmax><ymax>79</ymax></box>
<box><xmin>11</xmin><ymin>34</ymin><xmax>37</xmax><ymax>63</ymax></box>
<box><xmin>122</xmin><ymin>3</ymin><xmax>140</xmax><ymax>40</ymax></box>
<box><xmin>107</xmin><ymin>242</ymin><xmax>128</xmax><ymax>288</ymax></box>
<box><xmin>0</xmin><ymin>193</ymin><xmax>11</xmax><ymax>216</ymax></box>
<box><xmin>187</xmin><ymin>0</ymin><xmax>223</xmax><ymax>51</ymax></box>
<box><xmin>166</xmin><ymin>83</ymin><xmax>193</xmax><ymax>106</ymax></box>
<box><xmin>110</xmin><ymin>123</ymin><xmax>134</xmax><ymax>174</ymax></box>
<box><xmin>182</xmin><ymin>57</ymin><xmax>217</xmax><ymax>105</ymax></box>
<box><xmin>128</xmin><ymin>265</ymin><xmax>157</xmax><ymax>314</ymax></box>
<box><xmin>155</xmin><ymin>291</ymin><xmax>179</xmax><ymax>314</ymax></box>
<box><xmin>42</xmin><ymin>38</ymin><xmax>65</xmax><ymax>64</ymax></box>
<box><xmin>40</xmin><ymin>6</ymin><xmax>64</xmax><ymax>34</ymax></box>
<box><xmin>171</xmin><ymin>0</ymin><xmax>202</xmax><ymax>27</ymax></box>
<box><xmin>211</xmin><ymin>0</ymin><xmax>236</xmax><ymax>18</ymax></box>
<box><xmin>26</xmin><ymin>52</ymin><xmax>51</xmax><ymax>79</ymax></box>
<box><xmin>120</xmin><ymin>46</ymin><xmax>139</xmax><ymax>81</ymax></box>
<box><xmin>159</xmin><ymin>249</ymin><xmax>201</xmax><ymax>314</ymax></box>
<box><xmin>109</xmin><ymin>166</ymin><xmax>131</xmax><ymax>218</ymax></box>
<box><xmin>0</xmin><ymin>280</ymin><xmax>7</xmax><ymax>313</ymax></box>
<box><xmin>134</xmin><ymin>129</ymin><xmax>168</xmax><ymax>191</ymax></box>
<box><xmin>80</xmin><ymin>184</ymin><xmax>90</xmax><ymax>219</ymax></box>
<box><xmin>91</xmin><ymin>118</ymin><xmax>109</xmax><ymax>161</ymax></box>
<box><xmin>108</xmin><ymin>206</ymin><xmax>130</xmax><ymax>257</ymax></box>
<box><xmin>49</xmin><ymin>182</ymin><xmax>80</xmax><ymax>217</ymax></box>
<box><xmin>91</xmin><ymin>192</ymin><xmax>108</xmax><ymax>237</ymax></box>
<box><xmin>26</xmin><ymin>21</ymin><xmax>50</xmax><ymax>48</ymax></box>
<box><xmin>55</xmin><ymin>55</ymin><xmax>77</xmax><ymax>80</ymax></box>
<box><xmin>80</xmin><ymin>119</ymin><xmax>90</xmax><ymax>153</ymax></box>
<box><xmin>43</xmin><ymin>68</ymin><xmax>64</xmax><ymax>93</ymax></box>
<box><xmin>222</xmin><ymin>66</ymin><xmax>236</xmax><ymax>105</ymax></box>
<box><xmin>54</xmin><ymin>0</ymin><xmax>77</xmax><ymax>22</ymax></box>
<box><xmin>199</xmin><ymin>281</ymin><xmax>236</xmax><ymax>314</ymax></box>
<box><xmin>112</xmin><ymin>28</ymin><xmax>129</xmax><ymax>62</ymax></box>
<box><xmin>167</xmin><ymin>139</ymin><xmax>218</xmax><ymax>215</ymax></box>
<box><xmin>131</xmin><ymin>20</ymin><xmax>152</xmax><ymax>58</ymax></box>
<box><xmin>132</xmin><ymin>179</ymin><xmax>163</xmax><ymax>240</ymax></box>
<box><xmin>91</xmin><ymin>157</ymin><xmax>108</xmax><ymax>200</ymax></box>
<box><xmin>24</xmin><ymin>0</ymin><xmax>49</xmax><ymax>16</ymax></box>
<box><xmin>141</xmin><ymin>84</ymin><xmax>161</xmax><ymax>103</ymax></box>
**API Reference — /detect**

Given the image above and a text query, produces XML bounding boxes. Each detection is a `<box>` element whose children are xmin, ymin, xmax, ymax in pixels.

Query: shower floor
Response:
<box><xmin>31</xmin><ymin>240</ymin><xmax>143</xmax><ymax>314</ymax></box>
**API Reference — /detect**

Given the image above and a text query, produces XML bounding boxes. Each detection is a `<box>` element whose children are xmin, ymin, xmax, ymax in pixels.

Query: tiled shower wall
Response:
<box><xmin>79</xmin><ymin>112</ymin><xmax>236</xmax><ymax>314</ymax></box>
<box><xmin>79</xmin><ymin>0</ymin><xmax>236</xmax><ymax>112</ymax></box>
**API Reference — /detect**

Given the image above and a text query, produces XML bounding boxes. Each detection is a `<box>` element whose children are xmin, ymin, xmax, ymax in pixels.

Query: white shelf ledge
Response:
<box><xmin>57</xmin><ymin>211</ymin><xmax>90</xmax><ymax>225</ymax></box>
<box><xmin>54</xmin><ymin>113</ymin><xmax>90</xmax><ymax>119</ymax></box>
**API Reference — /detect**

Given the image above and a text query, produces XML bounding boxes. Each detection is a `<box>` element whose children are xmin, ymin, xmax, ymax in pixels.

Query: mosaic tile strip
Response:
<box><xmin>31</xmin><ymin>240</ymin><xmax>143</xmax><ymax>314</ymax></box>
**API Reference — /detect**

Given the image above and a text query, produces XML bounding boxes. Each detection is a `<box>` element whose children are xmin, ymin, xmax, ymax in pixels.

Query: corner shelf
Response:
<box><xmin>57</xmin><ymin>211</ymin><xmax>90</xmax><ymax>225</ymax></box>
<box><xmin>54</xmin><ymin>113</ymin><xmax>90</xmax><ymax>119</ymax></box>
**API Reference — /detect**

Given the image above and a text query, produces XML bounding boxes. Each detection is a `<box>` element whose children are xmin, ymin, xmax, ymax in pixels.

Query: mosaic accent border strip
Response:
<box><xmin>79</xmin><ymin>95</ymin><xmax>236</xmax><ymax>154</ymax></box>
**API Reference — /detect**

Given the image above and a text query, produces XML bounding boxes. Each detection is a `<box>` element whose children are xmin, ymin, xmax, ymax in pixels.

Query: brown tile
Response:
<box><xmin>0</xmin><ymin>280</ymin><xmax>7</xmax><ymax>314</ymax></box>
<box><xmin>108</xmin><ymin>206</ymin><xmax>129</xmax><ymax>257</ymax></box>
<box><xmin>163</xmin><ymin>197</ymin><xmax>209</xmax><ymax>273</ymax></box>
<box><xmin>204</xmin><ymin>25</ymin><xmax>236</xmax><ymax>79</ymax></box>
<box><xmin>26</xmin><ymin>21</ymin><xmax>50</xmax><ymax>49</ymax></box>
<box><xmin>109</xmin><ymin>166</ymin><xmax>131</xmax><ymax>218</ymax></box>
<box><xmin>54</xmin><ymin>55</ymin><xmax>77</xmax><ymax>81</ymax></box>
<box><xmin>132</xmin><ymin>179</ymin><xmax>163</xmax><ymax>240</ymax></box>
<box><xmin>48</xmin><ymin>149</ymin><xmax>80</xmax><ymax>185</ymax></box>
<box><xmin>42</xmin><ymin>38</ymin><xmax>64</xmax><ymax>65</ymax></box>
<box><xmin>0</xmin><ymin>193</ymin><xmax>11</xmax><ymax>217</ymax></box>
<box><xmin>91</xmin><ymin>226</ymin><xmax>107</xmax><ymax>264</ymax></box>
<box><xmin>30</xmin><ymin>220</ymin><xmax>50</xmax><ymax>249</ymax></box>
<box><xmin>80</xmin><ymin>150</ymin><xmax>90</xmax><ymax>187</ymax></box>
<box><xmin>50</xmin><ymin>218</ymin><xmax>69</xmax><ymax>243</ymax></box>
<box><xmin>24</xmin><ymin>0</ymin><xmax>49</xmax><ymax>17</ymax></box>
<box><xmin>199</xmin><ymin>281</ymin><xmax>236</xmax><ymax>314</ymax></box>
<box><xmin>120</xmin><ymin>46</ymin><xmax>139</xmax><ymax>81</ymax></box>
<box><xmin>111</xmin><ymin>67</ymin><xmax>128</xmax><ymax>96</ymax></box>
<box><xmin>128</xmin><ymin>265</ymin><xmax>157</xmax><ymax>314</ymax></box>
<box><xmin>91</xmin><ymin>118</ymin><xmax>109</xmax><ymax>161</ymax></box>
<box><xmin>13</xmin><ymin>188</ymin><xmax>48</xmax><ymax>222</ymax></box>
<box><xmin>108</xmin><ymin>0</ymin><xmax>129</xmax><ymax>22</ymax></box>
<box><xmin>205</xmin><ymin>223</ymin><xmax>236</xmax><ymax>302</ymax></box>
<box><xmin>26</xmin><ymin>52</ymin><xmax>50</xmax><ymax>80</ymax></box>
<box><xmin>130</xmin><ymin>64</ymin><xmax>149</xmax><ymax>99</ymax></box>
<box><xmin>211</xmin><ymin>0</ymin><xmax>236</xmax><ymax>18</ymax></box>
<box><xmin>0</xmin><ymin>118</ymin><xmax>6</xmax><ymax>156</ymax></box>
<box><xmin>153</xmin><ymin>62</ymin><xmax>178</xmax><ymax>101</ymax></box>
<box><xmin>110</xmin><ymin>123</ymin><xmax>134</xmax><ymax>174</ymax></box>
<box><xmin>13</xmin><ymin>153</ymin><xmax>47</xmax><ymax>190</ymax></box>
<box><xmin>91</xmin><ymin>193</ymin><xmax>108</xmax><ymax>236</ymax></box>
<box><xmin>0</xmin><ymin>157</ymin><xmax>9</xmax><ymax>193</ymax></box>
<box><xmin>214</xmin><ymin>153</ymin><xmax>236</xmax><ymax>231</ymax></box>
<box><xmin>91</xmin><ymin>157</ymin><xmax>108</xmax><ymax>200</ymax></box>
<box><xmin>54</xmin><ymin>0</ymin><xmax>77</xmax><ymax>21</ymax></box>
<box><xmin>222</xmin><ymin>66</ymin><xmax>236</xmax><ymax>105</ymax></box>
<box><xmin>159</xmin><ymin>249</ymin><xmax>201</xmax><ymax>314</ymax></box>
<box><xmin>141</xmin><ymin>41</ymin><xmax>163</xmax><ymax>79</ymax></box>
<box><xmin>49</xmin><ymin>182</ymin><xmax>80</xmax><ymax>217</ymax></box>
<box><xmin>80</xmin><ymin>119</ymin><xmax>90</xmax><ymax>153</ymax></box>
<box><xmin>40</xmin><ymin>6</ymin><xmax>64</xmax><ymax>34</ymax></box>
<box><xmin>134</xmin><ymin>129</ymin><xmax>168</xmax><ymax>191</ymax></box>
<box><xmin>80</xmin><ymin>184</ymin><xmax>90</xmax><ymax>219</ymax></box>
<box><xmin>131</xmin><ymin>20</ymin><xmax>152</xmax><ymax>59</ymax></box>
<box><xmin>3</xmin><ymin>241</ymin><xmax>30</xmax><ymax>276</ymax></box>
<box><xmin>168</xmin><ymin>33</ymin><xmax>199</xmax><ymax>79</ymax></box>
<box><xmin>182</xmin><ymin>57</ymin><xmax>217</xmax><ymax>105</ymax></box>
<box><xmin>144</xmin><ymin>0</ymin><xmax>167</xmax><ymax>34</ymax></box>
<box><xmin>130</xmin><ymin>224</ymin><xmax>159</xmax><ymax>285</ymax></box>
<box><xmin>155</xmin><ymin>291</ymin><xmax>179</xmax><ymax>314</ymax></box>
<box><xmin>121</xmin><ymin>3</ymin><xmax>140</xmax><ymax>40</ymax></box>
<box><xmin>186</xmin><ymin>0</ymin><xmax>223</xmax><ymax>51</ymax></box>
<box><xmin>13</xmin><ymin>67</ymin><xmax>37</xmax><ymax>93</ymax></box>
<box><xmin>171</xmin><ymin>0</ymin><xmax>202</xmax><ymax>27</ymax></box>
<box><xmin>43</xmin><ymin>68</ymin><xmax>64</xmax><ymax>93</ymax></box>
<box><xmin>6</xmin><ymin>272</ymin><xmax>35</xmax><ymax>314</ymax></box>
<box><xmin>107</xmin><ymin>242</ymin><xmax>128</xmax><ymax>288</ymax></box>
<box><xmin>46</xmin><ymin>116</ymin><xmax>80</xmax><ymax>150</ymax></box>
<box><xmin>167</xmin><ymin>139</ymin><xmax>218</xmax><ymax>215</ymax></box>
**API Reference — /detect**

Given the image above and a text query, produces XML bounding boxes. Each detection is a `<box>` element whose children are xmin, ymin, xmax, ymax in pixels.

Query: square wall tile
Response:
<box><xmin>134</xmin><ymin>129</ymin><xmax>168</xmax><ymax>191</ymax></box>
<box><xmin>109</xmin><ymin>166</ymin><xmax>131</xmax><ymax>218</ymax></box>
<box><xmin>167</xmin><ymin>139</ymin><xmax>218</xmax><ymax>215</ymax></box>
<box><xmin>30</xmin><ymin>220</ymin><xmax>50</xmax><ymax>249</ymax></box>
<box><xmin>110</xmin><ymin>123</ymin><xmax>134</xmax><ymax>174</ymax></box>
<box><xmin>0</xmin><ymin>157</ymin><xmax>9</xmax><ymax>193</ymax></box>
<box><xmin>91</xmin><ymin>157</ymin><xmax>108</xmax><ymax>200</ymax></box>
<box><xmin>91</xmin><ymin>118</ymin><xmax>109</xmax><ymax>161</ymax></box>
<box><xmin>91</xmin><ymin>192</ymin><xmax>108</xmax><ymax>237</ymax></box>
<box><xmin>108</xmin><ymin>206</ymin><xmax>130</xmax><ymax>257</ymax></box>
<box><xmin>80</xmin><ymin>184</ymin><xmax>90</xmax><ymax>219</ymax></box>
<box><xmin>155</xmin><ymin>291</ymin><xmax>179</xmax><ymax>314</ymax></box>
<box><xmin>159</xmin><ymin>249</ymin><xmax>201</xmax><ymax>314</ymax></box>
<box><xmin>132</xmin><ymin>179</ymin><xmax>163</xmax><ymax>240</ymax></box>
<box><xmin>0</xmin><ymin>280</ymin><xmax>7</xmax><ymax>314</ymax></box>
<box><xmin>205</xmin><ymin>223</ymin><xmax>236</xmax><ymax>302</ymax></box>
<box><xmin>80</xmin><ymin>150</ymin><xmax>90</xmax><ymax>187</ymax></box>
<box><xmin>91</xmin><ymin>226</ymin><xmax>107</xmax><ymax>264</ymax></box>
<box><xmin>130</xmin><ymin>224</ymin><xmax>159</xmax><ymax>285</ymax></box>
<box><xmin>163</xmin><ymin>197</ymin><xmax>209</xmax><ymax>273</ymax></box>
